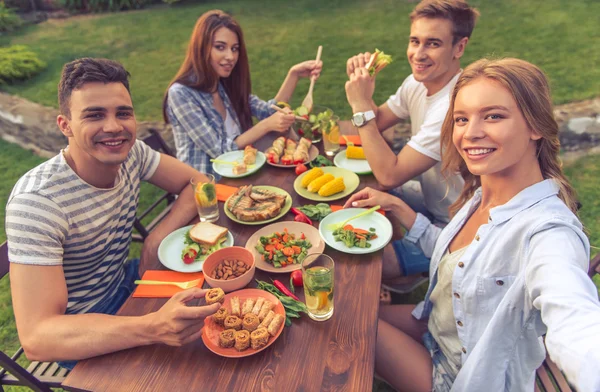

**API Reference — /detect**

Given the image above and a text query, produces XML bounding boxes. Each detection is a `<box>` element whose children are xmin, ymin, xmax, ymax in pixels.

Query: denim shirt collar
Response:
<box><xmin>472</xmin><ymin>179</ymin><xmax>560</xmax><ymax>226</ymax></box>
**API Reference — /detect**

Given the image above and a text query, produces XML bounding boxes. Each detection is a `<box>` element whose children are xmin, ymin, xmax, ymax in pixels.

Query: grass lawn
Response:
<box><xmin>0</xmin><ymin>0</ymin><xmax>599</xmax><ymax>121</ymax></box>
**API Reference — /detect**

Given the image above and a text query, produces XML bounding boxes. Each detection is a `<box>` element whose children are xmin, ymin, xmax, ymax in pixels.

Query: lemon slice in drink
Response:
<box><xmin>305</xmin><ymin>294</ymin><xmax>318</xmax><ymax>310</ymax></box>
<box><xmin>327</xmin><ymin>124</ymin><xmax>340</xmax><ymax>143</ymax></box>
<box><xmin>195</xmin><ymin>183</ymin><xmax>216</xmax><ymax>207</ymax></box>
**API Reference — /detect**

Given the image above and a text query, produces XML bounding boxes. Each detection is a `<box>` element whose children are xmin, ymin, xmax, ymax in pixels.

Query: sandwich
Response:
<box><xmin>367</xmin><ymin>49</ymin><xmax>393</xmax><ymax>76</ymax></box>
<box><xmin>182</xmin><ymin>222</ymin><xmax>229</xmax><ymax>264</ymax></box>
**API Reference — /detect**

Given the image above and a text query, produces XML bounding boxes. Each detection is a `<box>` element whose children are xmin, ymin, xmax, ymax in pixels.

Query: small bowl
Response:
<box><xmin>203</xmin><ymin>246</ymin><xmax>255</xmax><ymax>293</ymax></box>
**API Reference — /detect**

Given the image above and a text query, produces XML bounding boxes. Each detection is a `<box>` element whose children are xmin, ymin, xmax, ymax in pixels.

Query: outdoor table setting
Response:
<box><xmin>62</xmin><ymin>121</ymin><xmax>392</xmax><ymax>392</ymax></box>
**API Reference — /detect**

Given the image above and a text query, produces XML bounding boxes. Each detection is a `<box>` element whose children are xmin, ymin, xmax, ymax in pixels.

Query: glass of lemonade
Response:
<box><xmin>322</xmin><ymin>115</ymin><xmax>340</xmax><ymax>156</ymax></box>
<box><xmin>302</xmin><ymin>253</ymin><xmax>334</xmax><ymax>321</ymax></box>
<box><xmin>190</xmin><ymin>174</ymin><xmax>219</xmax><ymax>222</ymax></box>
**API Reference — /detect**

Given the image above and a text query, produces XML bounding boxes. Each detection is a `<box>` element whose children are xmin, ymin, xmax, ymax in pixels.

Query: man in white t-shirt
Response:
<box><xmin>6</xmin><ymin>58</ymin><xmax>220</xmax><ymax>367</ymax></box>
<box><xmin>342</xmin><ymin>0</ymin><xmax>479</xmax><ymax>290</ymax></box>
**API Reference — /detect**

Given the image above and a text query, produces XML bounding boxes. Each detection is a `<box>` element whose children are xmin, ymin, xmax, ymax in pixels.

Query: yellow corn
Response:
<box><xmin>318</xmin><ymin>177</ymin><xmax>345</xmax><ymax>197</ymax></box>
<box><xmin>346</xmin><ymin>146</ymin><xmax>366</xmax><ymax>160</ymax></box>
<box><xmin>308</xmin><ymin>174</ymin><xmax>335</xmax><ymax>193</ymax></box>
<box><xmin>301</xmin><ymin>168</ymin><xmax>324</xmax><ymax>188</ymax></box>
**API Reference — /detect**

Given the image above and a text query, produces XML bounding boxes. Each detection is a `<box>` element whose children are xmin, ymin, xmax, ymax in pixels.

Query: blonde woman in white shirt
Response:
<box><xmin>344</xmin><ymin>58</ymin><xmax>600</xmax><ymax>391</ymax></box>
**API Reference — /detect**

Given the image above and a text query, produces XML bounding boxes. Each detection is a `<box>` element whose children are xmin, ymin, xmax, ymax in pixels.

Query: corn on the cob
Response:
<box><xmin>346</xmin><ymin>146</ymin><xmax>366</xmax><ymax>160</ymax></box>
<box><xmin>318</xmin><ymin>177</ymin><xmax>345</xmax><ymax>197</ymax></box>
<box><xmin>301</xmin><ymin>168</ymin><xmax>324</xmax><ymax>188</ymax></box>
<box><xmin>308</xmin><ymin>174</ymin><xmax>335</xmax><ymax>193</ymax></box>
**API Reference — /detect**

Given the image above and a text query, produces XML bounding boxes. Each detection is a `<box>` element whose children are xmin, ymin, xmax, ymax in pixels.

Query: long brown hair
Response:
<box><xmin>441</xmin><ymin>58</ymin><xmax>578</xmax><ymax>215</ymax></box>
<box><xmin>163</xmin><ymin>10</ymin><xmax>252</xmax><ymax>130</ymax></box>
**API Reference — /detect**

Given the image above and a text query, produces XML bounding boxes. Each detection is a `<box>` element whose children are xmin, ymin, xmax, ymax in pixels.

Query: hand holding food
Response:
<box><xmin>205</xmin><ymin>287</ymin><xmax>226</xmax><ymax>305</ymax></box>
<box><xmin>346</xmin><ymin>51</ymin><xmax>372</xmax><ymax>77</ymax></box>
<box><xmin>343</xmin><ymin>187</ymin><xmax>398</xmax><ymax>211</ymax></box>
<box><xmin>152</xmin><ymin>288</ymin><xmax>220</xmax><ymax>347</ymax></box>
<box><xmin>366</xmin><ymin>49</ymin><xmax>392</xmax><ymax>76</ymax></box>
<box><xmin>345</xmin><ymin>66</ymin><xmax>376</xmax><ymax>113</ymax></box>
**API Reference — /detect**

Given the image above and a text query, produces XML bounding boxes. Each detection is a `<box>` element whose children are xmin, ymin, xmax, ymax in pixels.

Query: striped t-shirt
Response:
<box><xmin>5</xmin><ymin>140</ymin><xmax>160</xmax><ymax>314</ymax></box>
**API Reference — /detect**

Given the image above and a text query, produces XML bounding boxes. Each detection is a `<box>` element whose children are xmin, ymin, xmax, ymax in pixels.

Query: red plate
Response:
<box><xmin>202</xmin><ymin>288</ymin><xmax>285</xmax><ymax>358</ymax></box>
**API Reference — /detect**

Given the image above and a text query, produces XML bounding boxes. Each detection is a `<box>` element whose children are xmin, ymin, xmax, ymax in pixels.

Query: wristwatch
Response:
<box><xmin>351</xmin><ymin>110</ymin><xmax>376</xmax><ymax>127</ymax></box>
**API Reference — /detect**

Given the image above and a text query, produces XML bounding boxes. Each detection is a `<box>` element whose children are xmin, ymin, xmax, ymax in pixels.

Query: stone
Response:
<box><xmin>567</xmin><ymin>117</ymin><xmax>595</xmax><ymax>134</ymax></box>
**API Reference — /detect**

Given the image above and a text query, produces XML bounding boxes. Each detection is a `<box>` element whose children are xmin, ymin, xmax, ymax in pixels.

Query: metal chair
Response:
<box><xmin>0</xmin><ymin>242</ymin><xmax>69</xmax><ymax>391</ymax></box>
<box><xmin>132</xmin><ymin>128</ymin><xmax>177</xmax><ymax>242</ymax></box>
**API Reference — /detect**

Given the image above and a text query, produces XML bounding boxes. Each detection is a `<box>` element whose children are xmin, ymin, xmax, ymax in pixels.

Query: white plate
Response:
<box><xmin>318</xmin><ymin>208</ymin><xmax>393</xmax><ymax>254</ymax></box>
<box><xmin>212</xmin><ymin>151</ymin><xmax>266</xmax><ymax>178</ymax></box>
<box><xmin>333</xmin><ymin>150</ymin><xmax>372</xmax><ymax>175</ymax></box>
<box><xmin>157</xmin><ymin>225</ymin><xmax>235</xmax><ymax>272</ymax></box>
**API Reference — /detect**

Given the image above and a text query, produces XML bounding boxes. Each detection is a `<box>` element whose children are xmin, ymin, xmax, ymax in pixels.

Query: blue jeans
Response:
<box><xmin>58</xmin><ymin>258</ymin><xmax>140</xmax><ymax>369</ymax></box>
<box><xmin>423</xmin><ymin>331</ymin><xmax>458</xmax><ymax>391</ymax></box>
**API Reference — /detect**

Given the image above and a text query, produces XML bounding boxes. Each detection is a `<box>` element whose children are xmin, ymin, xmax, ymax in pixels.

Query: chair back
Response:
<box><xmin>141</xmin><ymin>128</ymin><xmax>174</xmax><ymax>157</ymax></box>
<box><xmin>1</xmin><ymin>241</ymin><xmax>9</xmax><ymax>280</ymax></box>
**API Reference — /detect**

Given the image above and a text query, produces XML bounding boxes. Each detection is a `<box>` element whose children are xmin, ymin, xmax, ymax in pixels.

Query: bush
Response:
<box><xmin>0</xmin><ymin>2</ymin><xmax>23</xmax><ymax>32</ymax></box>
<box><xmin>60</xmin><ymin>0</ymin><xmax>152</xmax><ymax>12</ymax></box>
<box><xmin>0</xmin><ymin>45</ymin><xmax>46</xmax><ymax>84</ymax></box>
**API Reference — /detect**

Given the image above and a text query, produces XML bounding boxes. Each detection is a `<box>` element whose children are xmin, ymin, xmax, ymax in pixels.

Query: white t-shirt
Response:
<box><xmin>386</xmin><ymin>73</ymin><xmax>464</xmax><ymax>223</ymax></box>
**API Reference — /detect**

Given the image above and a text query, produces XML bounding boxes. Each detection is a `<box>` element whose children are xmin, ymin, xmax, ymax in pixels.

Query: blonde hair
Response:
<box><xmin>441</xmin><ymin>58</ymin><xmax>578</xmax><ymax>215</ymax></box>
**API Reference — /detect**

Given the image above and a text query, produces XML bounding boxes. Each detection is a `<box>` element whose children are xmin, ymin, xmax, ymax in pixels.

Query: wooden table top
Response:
<box><xmin>63</xmin><ymin>151</ymin><xmax>384</xmax><ymax>392</ymax></box>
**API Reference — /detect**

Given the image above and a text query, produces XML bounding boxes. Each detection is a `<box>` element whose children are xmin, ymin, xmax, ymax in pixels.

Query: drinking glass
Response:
<box><xmin>302</xmin><ymin>253</ymin><xmax>334</xmax><ymax>321</ymax></box>
<box><xmin>322</xmin><ymin>115</ymin><xmax>340</xmax><ymax>156</ymax></box>
<box><xmin>190</xmin><ymin>174</ymin><xmax>219</xmax><ymax>222</ymax></box>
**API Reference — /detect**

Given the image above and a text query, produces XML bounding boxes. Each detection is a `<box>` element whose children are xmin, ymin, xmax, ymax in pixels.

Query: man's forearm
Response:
<box><xmin>23</xmin><ymin>313</ymin><xmax>156</xmax><ymax>362</ymax></box>
<box><xmin>357</xmin><ymin>124</ymin><xmax>405</xmax><ymax>188</ymax></box>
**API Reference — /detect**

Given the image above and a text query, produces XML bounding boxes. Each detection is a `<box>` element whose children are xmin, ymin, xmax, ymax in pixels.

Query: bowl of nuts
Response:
<box><xmin>203</xmin><ymin>246</ymin><xmax>255</xmax><ymax>292</ymax></box>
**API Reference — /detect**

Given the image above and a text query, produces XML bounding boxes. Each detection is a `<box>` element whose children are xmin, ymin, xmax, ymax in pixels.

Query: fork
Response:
<box><xmin>134</xmin><ymin>279</ymin><xmax>203</xmax><ymax>290</ymax></box>
<box><xmin>326</xmin><ymin>205</ymin><xmax>381</xmax><ymax>231</ymax></box>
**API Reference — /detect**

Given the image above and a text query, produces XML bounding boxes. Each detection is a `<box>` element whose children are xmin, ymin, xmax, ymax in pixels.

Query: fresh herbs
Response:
<box><xmin>256</xmin><ymin>280</ymin><xmax>308</xmax><ymax>326</ymax></box>
<box><xmin>333</xmin><ymin>225</ymin><xmax>378</xmax><ymax>248</ymax></box>
<box><xmin>297</xmin><ymin>203</ymin><xmax>332</xmax><ymax>221</ymax></box>
<box><xmin>309</xmin><ymin>155</ymin><xmax>334</xmax><ymax>168</ymax></box>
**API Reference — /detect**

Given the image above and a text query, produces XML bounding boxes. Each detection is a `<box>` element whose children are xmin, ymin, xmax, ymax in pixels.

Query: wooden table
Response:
<box><xmin>63</xmin><ymin>157</ymin><xmax>384</xmax><ymax>392</ymax></box>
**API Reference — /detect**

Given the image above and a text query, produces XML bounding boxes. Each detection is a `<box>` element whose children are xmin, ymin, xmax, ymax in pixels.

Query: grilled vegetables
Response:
<box><xmin>227</xmin><ymin>185</ymin><xmax>287</xmax><ymax>222</ymax></box>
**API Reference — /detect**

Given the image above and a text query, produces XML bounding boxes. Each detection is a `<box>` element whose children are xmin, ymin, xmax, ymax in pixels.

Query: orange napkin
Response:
<box><xmin>132</xmin><ymin>270</ymin><xmax>205</xmax><ymax>298</ymax></box>
<box><xmin>215</xmin><ymin>184</ymin><xmax>239</xmax><ymax>202</ymax></box>
<box><xmin>330</xmin><ymin>204</ymin><xmax>385</xmax><ymax>216</ymax></box>
<box><xmin>339</xmin><ymin>135</ymin><xmax>362</xmax><ymax>146</ymax></box>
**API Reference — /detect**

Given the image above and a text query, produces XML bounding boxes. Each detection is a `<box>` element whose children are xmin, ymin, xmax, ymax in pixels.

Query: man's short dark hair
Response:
<box><xmin>58</xmin><ymin>58</ymin><xmax>131</xmax><ymax>117</ymax></box>
<box><xmin>410</xmin><ymin>0</ymin><xmax>480</xmax><ymax>44</ymax></box>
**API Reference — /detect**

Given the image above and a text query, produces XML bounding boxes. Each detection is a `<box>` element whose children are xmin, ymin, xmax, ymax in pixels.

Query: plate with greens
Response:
<box><xmin>158</xmin><ymin>225</ymin><xmax>235</xmax><ymax>273</ymax></box>
<box><xmin>245</xmin><ymin>221</ymin><xmax>325</xmax><ymax>273</ymax></box>
<box><xmin>318</xmin><ymin>208</ymin><xmax>392</xmax><ymax>254</ymax></box>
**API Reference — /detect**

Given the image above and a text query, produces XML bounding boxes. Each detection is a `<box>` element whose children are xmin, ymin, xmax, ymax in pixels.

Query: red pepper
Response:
<box><xmin>290</xmin><ymin>207</ymin><xmax>313</xmax><ymax>225</ymax></box>
<box><xmin>273</xmin><ymin>279</ymin><xmax>300</xmax><ymax>301</ymax></box>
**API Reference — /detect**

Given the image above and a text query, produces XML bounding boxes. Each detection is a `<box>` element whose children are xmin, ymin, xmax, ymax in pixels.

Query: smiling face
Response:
<box><xmin>452</xmin><ymin>77</ymin><xmax>541</xmax><ymax>179</ymax></box>
<box><xmin>210</xmin><ymin>27</ymin><xmax>239</xmax><ymax>78</ymax></box>
<box><xmin>407</xmin><ymin>17</ymin><xmax>466</xmax><ymax>95</ymax></box>
<box><xmin>58</xmin><ymin>82</ymin><xmax>136</xmax><ymax>169</ymax></box>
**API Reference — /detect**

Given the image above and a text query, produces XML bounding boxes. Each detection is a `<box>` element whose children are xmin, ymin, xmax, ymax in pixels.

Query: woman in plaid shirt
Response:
<box><xmin>163</xmin><ymin>10</ymin><xmax>322</xmax><ymax>177</ymax></box>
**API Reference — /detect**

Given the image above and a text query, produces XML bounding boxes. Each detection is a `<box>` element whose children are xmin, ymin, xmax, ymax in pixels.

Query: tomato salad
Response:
<box><xmin>255</xmin><ymin>228</ymin><xmax>312</xmax><ymax>268</ymax></box>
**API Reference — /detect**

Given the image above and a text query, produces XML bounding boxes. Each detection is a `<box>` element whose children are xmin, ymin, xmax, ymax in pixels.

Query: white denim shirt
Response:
<box><xmin>407</xmin><ymin>179</ymin><xmax>600</xmax><ymax>392</ymax></box>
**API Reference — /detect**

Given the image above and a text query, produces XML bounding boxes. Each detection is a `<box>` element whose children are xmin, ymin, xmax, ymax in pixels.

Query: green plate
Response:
<box><xmin>224</xmin><ymin>186</ymin><xmax>292</xmax><ymax>225</ymax></box>
<box><xmin>212</xmin><ymin>151</ymin><xmax>266</xmax><ymax>178</ymax></box>
<box><xmin>157</xmin><ymin>225</ymin><xmax>235</xmax><ymax>273</ymax></box>
<box><xmin>333</xmin><ymin>150</ymin><xmax>372</xmax><ymax>175</ymax></box>
<box><xmin>293</xmin><ymin>166</ymin><xmax>360</xmax><ymax>202</ymax></box>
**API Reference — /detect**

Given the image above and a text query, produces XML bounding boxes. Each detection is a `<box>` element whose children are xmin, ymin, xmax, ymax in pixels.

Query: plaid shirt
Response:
<box><xmin>166</xmin><ymin>82</ymin><xmax>275</xmax><ymax>178</ymax></box>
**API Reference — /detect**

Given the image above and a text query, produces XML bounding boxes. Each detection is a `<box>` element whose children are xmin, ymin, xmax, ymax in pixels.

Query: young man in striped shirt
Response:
<box><xmin>6</xmin><ymin>58</ymin><xmax>220</xmax><ymax>367</ymax></box>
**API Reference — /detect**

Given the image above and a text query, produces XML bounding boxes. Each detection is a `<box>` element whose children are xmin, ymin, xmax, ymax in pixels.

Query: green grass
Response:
<box><xmin>0</xmin><ymin>0</ymin><xmax>599</xmax><ymax>121</ymax></box>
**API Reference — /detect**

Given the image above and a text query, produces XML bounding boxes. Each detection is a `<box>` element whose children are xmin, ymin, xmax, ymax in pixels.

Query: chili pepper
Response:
<box><xmin>273</xmin><ymin>279</ymin><xmax>300</xmax><ymax>301</ymax></box>
<box><xmin>290</xmin><ymin>207</ymin><xmax>313</xmax><ymax>225</ymax></box>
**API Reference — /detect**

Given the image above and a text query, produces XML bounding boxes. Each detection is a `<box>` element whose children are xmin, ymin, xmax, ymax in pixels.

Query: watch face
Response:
<box><xmin>352</xmin><ymin>113</ymin><xmax>365</xmax><ymax>127</ymax></box>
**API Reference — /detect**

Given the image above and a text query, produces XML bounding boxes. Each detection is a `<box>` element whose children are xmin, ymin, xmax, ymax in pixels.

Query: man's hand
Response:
<box><xmin>148</xmin><ymin>288</ymin><xmax>221</xmax><ymax>347</ymax></box>
<box><xmin>346</xmin><ymin>52</ymin><xmax>372</xmax><ymax>77</ymax></box>
<box><xmin>345</xmin><ymin>66</ymin><xmax>376</xmax><ymax>113</ymax></box>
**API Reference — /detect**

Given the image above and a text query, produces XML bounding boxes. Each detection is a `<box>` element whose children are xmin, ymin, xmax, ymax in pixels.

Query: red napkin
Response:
<box><xmin>132</xmin><ymin>270</ymin><xmax>205</xmax><ymax>298</ymax></box>
<box><xmin>215</xmin><ymin>184</ymin><xmax>239</xmax><ymax>202</ymax></box>
<box><xmin>330</xmin><ymin>204</ymin><xmax>386</xmax><ymax>216</ymax></box>
<box><xmin>339</xmin><ymin>135</ymin><xmax>362</xmax><ymax>146</ymax></box>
